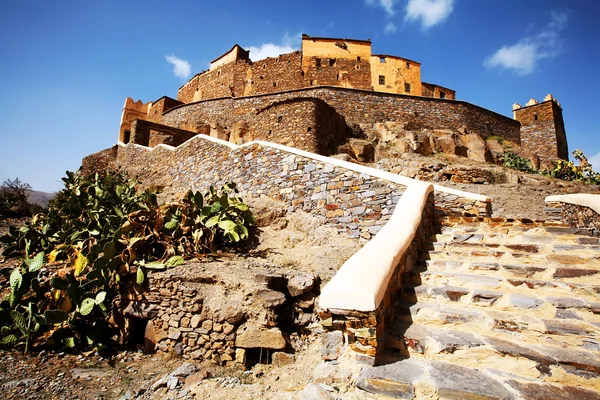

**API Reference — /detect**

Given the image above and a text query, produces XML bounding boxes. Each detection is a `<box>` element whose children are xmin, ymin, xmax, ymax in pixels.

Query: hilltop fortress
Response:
<box><xmin>101</xmin><ymin>34</ymin><xmax>567</xmax><ymax>172</ymax></box>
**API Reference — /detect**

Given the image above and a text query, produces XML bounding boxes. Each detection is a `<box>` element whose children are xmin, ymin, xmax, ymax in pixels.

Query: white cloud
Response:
<box><xmin>365</xmin><ymin>0</ymin><xmax>399</xmax><ymax>17</ymax></box>
<box><xmin>589</xmin><ymin>150</ymin><xmax>600</xmax><ymax>173</ymax></box>
<box><xmin>405</xmin><ymin>0</ymin><xmax>455</xmax><ymax>29</ymax></box>
<box><xmin>165</xmin><ymin>55</ymin><xmax>191</xmax><ymax>79</ymax></box>
<box><xmin>385</xmin><ymin>21</ymin><xmax>398</xmax><ymax>34</ymax></box>
<box><xmin>485</xmin><ymin>12</ymin><xmax>568</xmax><ymax>75</ymax></box>
<box><xmin>246</xmin><ymin>32</ymin><xmax>301</xmax><ymax>61</ymax></box>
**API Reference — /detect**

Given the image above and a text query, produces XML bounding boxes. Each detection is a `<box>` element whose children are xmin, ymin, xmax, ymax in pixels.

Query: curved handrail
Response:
<box><xmin>318</xmin><ymin>180</ymin><xmax>433</xmax><ymax>312</ymax></box>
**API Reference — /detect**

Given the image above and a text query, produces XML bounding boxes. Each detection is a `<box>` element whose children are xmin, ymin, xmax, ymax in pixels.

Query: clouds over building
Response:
<box><xmin>485</xmin><ymin>12</ymin><xmax>568</xmax><ymax>75</ymax></box>
<box><xmin>366</xmin><ymin>0</ymin><xmax>454</xmax><ymax>32</ymax></box>
<box><xmin>246</xmin><ymin>33</ymin><xmax>301</xmax><ymax>61</ymax></box>
<box><xmin>165</xmin><ymin>55</ymin><xmax>192</xmax><ymax>79</ymax></box>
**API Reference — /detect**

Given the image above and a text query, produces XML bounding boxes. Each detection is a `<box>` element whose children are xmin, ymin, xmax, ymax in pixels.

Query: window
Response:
<box><xmin>277</xmin><ymin>115</ymin><xmax>283</xmax><ymax>123</ymax></box>
<box><xmin>310</xmin><ymin>80</ymin><xmax>315</xmax><ymax>86</ymax></box>
<box><xmin>357</xmin><ymin>56</ymin><xmax>361</xmax><ymax>61</ymax></box>
<box><xmin>123</xmin><ymin>130</ymin><xmax>131</xmax><ymax>144</ymax></box>
<box><xmin>534</xmin><ymin>114</ymin><xmax>539</xmax><ymax>121</ymax></box>
<box><xmin>273</xmin><ymin>82</ymin><xmax>277</xmax><ymax>87</ymax></box>
<box><xmin>380</xmin><ymin>57</ymin><xmax>386</xmax><ymax>63</ymax></box>
<box><xmin>263</xmin><ymin>64</ymin><xmax>266</xmax><ymax>69</ymax></box>
<box><xmin>316</xmin><ymin>58</ymin><xmax>321</xmax><ymax>68</ymax></box>
<box><xmin>329</xmin><ymin>58</ymin><xmax>335</xmax><ymax>67</ymax></box>
<box><xmin>307</xmin><ymin>127</ymin><xmax>312</xmax><ymax>132</ymax></box>
<box><xmin>440</xmin><ymin>92</ymin><xmax>446</xmax><ymax>99</ymax></box>
<box><xmin>404</xmin><ymin>83</ymin><xmax>411</xmax><ymax>93</ymax></box>
<box><xmin>217</xmin><ymin>70</ymin><xmax>221</xmax><ymax>76</ymax></box>
<box><xmin>379</xmin><ymin>75</ymin><xmax>385</xmax><ymax>85</ymax></box>
<box><xmin>276</xmin><ymin>58</ymin><xmax>279</xmax><ymax>62</ymax></box>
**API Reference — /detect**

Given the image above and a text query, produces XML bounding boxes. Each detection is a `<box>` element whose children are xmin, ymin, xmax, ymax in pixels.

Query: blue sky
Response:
<box><xmin>1</xmin><ymin>0</ymin><xmax>599</xmax><ymax>191</ymax></box>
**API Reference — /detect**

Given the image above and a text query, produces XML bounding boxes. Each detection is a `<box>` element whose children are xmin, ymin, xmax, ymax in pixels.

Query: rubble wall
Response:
<box><xmin>162</xmin><ymin>87</ymin><xmax>521</xmax><ymax>146</ymax></box>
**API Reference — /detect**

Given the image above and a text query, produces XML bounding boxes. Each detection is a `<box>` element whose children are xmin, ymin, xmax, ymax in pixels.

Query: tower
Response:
<box><xmin>513</xmin><ymin>94</ymin><xmax>568</xmax><ymax>165</ymax></box>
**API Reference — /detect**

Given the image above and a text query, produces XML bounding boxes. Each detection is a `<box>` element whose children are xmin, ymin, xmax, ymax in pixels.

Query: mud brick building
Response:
<box><xmin>115</xmin><ymin>34</ymin><xmax>568</xmax><ymax>167</ymax></box>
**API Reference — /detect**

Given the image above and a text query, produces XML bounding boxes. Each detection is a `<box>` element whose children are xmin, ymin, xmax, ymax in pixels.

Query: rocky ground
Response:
<box><xmin>371</xmin><ymin>152</ymin><xmax>600</xmax><ymax>220</ymax></box>
<box><xmin>0</xmin><ymin>205</ymin><xmax>363</xmax><ymax>400</ymax></box>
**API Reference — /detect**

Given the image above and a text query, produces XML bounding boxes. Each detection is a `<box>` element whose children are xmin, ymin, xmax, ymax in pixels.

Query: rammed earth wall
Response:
<box><xmin>116</xmin><ymin>138</ymin><xmax>407</xmax><ymax>239</ymax></box>
<box><xmin>162</xmin><ymin>87</ymin><xmax>521</xmax><ymax>144</ymax></box>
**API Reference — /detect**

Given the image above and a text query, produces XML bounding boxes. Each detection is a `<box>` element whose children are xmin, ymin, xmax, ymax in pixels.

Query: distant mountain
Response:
<box><xmin>27</xmin><ymin>190</ymin><xmax>55</xmax><ymax>207</ymax></box>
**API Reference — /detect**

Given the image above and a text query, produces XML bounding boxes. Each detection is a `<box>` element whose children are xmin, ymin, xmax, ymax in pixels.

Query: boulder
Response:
<box><xmin>321</xmin><ymin>331</ymin><xmax>344</xmax><ymax>360</ymax></box>
<box><xmin>255</xmin><ymin>289</ymin><xmax>286</xmax><ymax>308</ymax></box>
<box><xmin>144</xmin><ymin>320</ymin><xmax>157</xmax><ymax>353</ymax></box>
<box><xmin>287</xmin><ymin>274</ymin><xmax>316</xmax><ymax>297</ymax></box>
<box><xmin>235</xmin><ymin>323</ymin><xmax>286</xmax><ymax>349</ymax></box>
<box><xmin>349</xmin><ymin>139</ymin><xmax>375</xmax><ymax>162</ymax></box>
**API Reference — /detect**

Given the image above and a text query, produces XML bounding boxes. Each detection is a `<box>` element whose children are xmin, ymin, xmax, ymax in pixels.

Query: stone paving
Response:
<box><xmin>356</xmin><ymin>217</ymin><xmax>600</xmax><ymax>399</ymax></box>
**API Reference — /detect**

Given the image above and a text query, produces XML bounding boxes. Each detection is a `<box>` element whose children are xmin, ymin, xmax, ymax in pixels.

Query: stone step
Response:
<box><xmin>392</xmin><ymin>301</ymin><xmax>600</xmax><ymax>342</ymax></box>
<box><xmin>427</xmin><ymin>238</ymin><xmax>600</xmax><ymax>254</ymax></box>
<box><xmin>406</xmin><ymin>269</ymin><xmax>600</xmax><ymax>293</ymax></box>
<box><xmin>431</xmin><ymin>232</ymin><xmax>600</xmax><ymax>246</ymax></box>
<box><xmin>357</xmin><ymin>356</ymin><xmax>600</xmax><ymax>400</ymax></box>
<box><xmin>400</xmin><ymin>283</ymin><xmax>600</xmax><ymax>317</ymax></box>
<box><xmin>415</xmin><ymin>259</ymin><xmax>600</xmax><ymax>282</ymax></box>
<box><xmin>420</xmin><ymin>249</ymin><xmax>600</xmax><ymax>268</ymax></box>
<box><xmin>433</xmin><ymin>224</ymin><xmax>595</xmax><ymax>238</ymax></box>
<box><xmin>384</xmin><ymin>321</ymin><xmax>600</xmax><ymax>380</ymax></box>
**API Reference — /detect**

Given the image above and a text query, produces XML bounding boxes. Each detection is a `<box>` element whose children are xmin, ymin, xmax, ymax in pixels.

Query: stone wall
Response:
<box><xmin>81</xmin><ymin>145</ymin><xmax>119</xmax><ymax>176</ymax></box>
<box><xmin>163</xmin><ymin>87</ymin><xmax>521</xmax><ymax>146</ymax></box>
<box><xmin>318</xmin><ymin>194</ymin><xmax>434</xmax><ymax>362</ymax></box>
<box><xmin>545</xmin><ymin>201</ymin><xmax>600</xmax><ymax>237</ymax></box>
<box><xmin>251</xmin><ymin>98</ymin><xmax>349</xmax><ymax>155</ymax></box>
<box><xmin>115</xmin><ymin>139</ymin><xmax>407</xmax><ymax>239</ymax></box>
<box><xmin>129</xmin><ymin>119</ymin><xmax>198</xmax><ymax>148</ymax></box>
<box><xmin>124</xmin><ymin>262</ymin><xmax>321</xmax><ymax>366</ymax></box>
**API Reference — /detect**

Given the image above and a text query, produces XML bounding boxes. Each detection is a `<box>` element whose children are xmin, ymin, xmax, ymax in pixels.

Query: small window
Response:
<box><xmin>217</xmin><ymin>70</ymin><xmax>221</xmax><ymax>76</ymax></box>
<box><xmin>263</xmin><ymin>64</ymin><xmax>266</xmax><ymax>69</ymax></box>
<box><xmin>534</xmin><ymin>114</ymin><xmax>538</xmax><ymax>121</ymax></box>
<box><xmin>273</xmin><ymin>82</ymin><xmax>277</xmax><ymax>87</ymax></box>
<box><xmin>329</xmin><ymin>58</ymin><xmax>335</xmax><ymax>67</ymax></box>
<box><xmin>380</xmin><ymin>57</ymin><xmax>386</xmax><ymax>63</ymax></box>
<box><xmin>406</xmin><ymin>62</ymin><xmax>410</xmax><ymax>69</ymax></box>
<box><xmin>355</xmin><ymin>65</ymin><xmax>360</xmax><ymax>70</ymax></box>
<box><xmin>405</xmin><ymin>83</ymin><xmax>411</xmax><ymax>93</ymax></box>
<box><xmin>379</xmin><ymin>75</ymin><xmax>385</xmax><ymax>85</ymax></box>
<box><xmin>276</xmin><ymin>58</ymin><xmax>279</xmax><ymax>62</ymax></box>
<box><xmin>357</xmin><ymin>56</ymin><xmax>361</xmax><ymax>61</ymax></box>
<box><xmin>316</xmin><ymin>58</ymin><xmax>321</xmax><ymax>68</ymax></box>
<box><xmin>277</xmin><ymin>115</ymin><xmax>283</xmax><ymax>123</ymax></box>
<box><xmin>440</xmin><ymin>91</ymin><xmax>446</xmax><ymax>99</ymax></box>
<box><xmin>123</xmin><ymin>130</ymin><xmax>131</xmax><ymax>144</ymax></box>
<box><xmin>310</xmin><ymin>80</ymin><xmax>315</xmax><ymax>86</ymax></box>
<box><xmin>307</xmin><ymin>127</ymin><xmax>312</xmax><ymax>132</ymax></box>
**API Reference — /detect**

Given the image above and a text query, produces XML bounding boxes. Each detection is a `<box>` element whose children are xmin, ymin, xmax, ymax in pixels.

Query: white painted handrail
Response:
<box><xmin>318</xmin><ymin>180</ymin><xmax>433</xmax><ymax>312</ymax></box>
<box><xmin>545</xmin><ymin>194</ymin><xmax>600</xmax><ymax>215</ymax></box>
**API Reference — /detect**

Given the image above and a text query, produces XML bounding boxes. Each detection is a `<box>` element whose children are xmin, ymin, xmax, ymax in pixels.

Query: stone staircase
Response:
<box><xmin>358</xmin><ymin>216</ymin><xmax>600</xmax><ymax>399</ymax></box>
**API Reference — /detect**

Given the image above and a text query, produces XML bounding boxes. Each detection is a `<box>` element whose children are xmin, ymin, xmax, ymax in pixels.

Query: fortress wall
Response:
<box><xmin>303</xmin><ymin>56</ymin><xmax>372</xmax><ymax>90</ymax></box>
<box><xmin>115</xmin><ymin>139</ymin><xmax>406</xmax><ymax>239</ymax></box>
<box><xmin>248</xmin><ymin>52</ymin><xmax>304</xmax><ymax>95</ymax></box>
<box><xmin>163</xmin><ymin>87</ymin><xmax>521</xmax><ymax>145</ymax></box>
